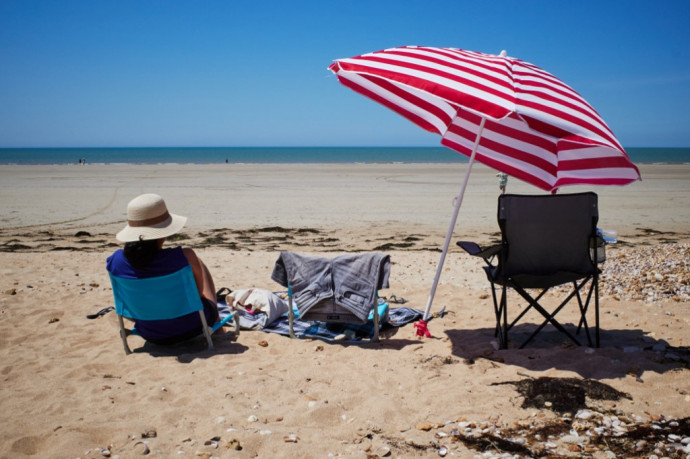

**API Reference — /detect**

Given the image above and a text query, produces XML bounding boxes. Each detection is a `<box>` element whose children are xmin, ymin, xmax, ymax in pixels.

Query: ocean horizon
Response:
<box><xmin>0</xmin><ymin>146</ymin><xmax>688</xmax><ymax>165</ymax></box>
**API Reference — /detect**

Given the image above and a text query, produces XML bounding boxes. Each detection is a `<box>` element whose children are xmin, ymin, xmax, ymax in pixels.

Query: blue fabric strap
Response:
<box><xmin>110</xmin><ymin>265</ymin><xmax>203</xmax><ymax>321</ymax></box>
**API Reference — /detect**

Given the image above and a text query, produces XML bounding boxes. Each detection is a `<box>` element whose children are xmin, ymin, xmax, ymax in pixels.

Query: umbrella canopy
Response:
<box><xmin>329</xmin><ymin>46</ymin><xmax>640</xmax><ymax>192</ymax></box>
<box><xmin>329</xmin><ymin>46</ymin><xmax>640</xmax><ymax>329</ymax></box>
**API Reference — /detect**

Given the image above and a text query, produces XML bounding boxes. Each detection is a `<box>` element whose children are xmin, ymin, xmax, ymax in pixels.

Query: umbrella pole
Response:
<box><xmin>422</xmin><ymin>118</ymin><xmax>486</xmax><ymax>322</ymax></box>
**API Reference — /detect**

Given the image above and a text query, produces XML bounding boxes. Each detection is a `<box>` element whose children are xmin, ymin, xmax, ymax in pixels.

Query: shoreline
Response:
<box><xmin>1</xmin><ymin>145</ymin><xmax>689</xmax><ymax>167</ymax></box>
<box><xmin>1</xmin><ymin>161</ymin><xmax>690</xmax><ymax>167</ymax></box>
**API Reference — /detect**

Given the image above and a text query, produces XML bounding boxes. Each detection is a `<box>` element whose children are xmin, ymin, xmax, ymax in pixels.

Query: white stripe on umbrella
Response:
<box><xmin>336</xmin><ymin>71</ymin><xmax>457</xmax><ymax>135</ymax></box>
<box><xmin>341</xmin><ymin>56</ymin><xmax>514</xmax><ymax>116</ymax></box>
<box><xmin>356</xmin><ymin>51</ymin><xmax>517</xmax><ymax>109</ymax></box>
<box><xmin>341</xmin><ymin>72</ymin><xmax>457</xmax><ymax>135</ymax></box>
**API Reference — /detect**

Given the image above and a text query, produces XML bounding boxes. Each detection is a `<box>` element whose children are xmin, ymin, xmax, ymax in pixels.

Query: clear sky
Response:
<box><xmin>1</xmin><ymin>0</ymin><xmax>688</xmax><ymax>148</ymax></box>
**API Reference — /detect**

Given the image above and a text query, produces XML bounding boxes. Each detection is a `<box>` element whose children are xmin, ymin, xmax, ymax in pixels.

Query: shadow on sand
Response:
<box><xmin>446</xmin><ymin>324</ymin><xmax>689</xmax><ymax>380</ymax></box>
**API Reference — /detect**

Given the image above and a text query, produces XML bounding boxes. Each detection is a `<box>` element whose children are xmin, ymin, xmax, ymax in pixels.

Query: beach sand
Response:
<box><xmin>0</xmin><ymin>163</ymin><xmax>688</xmax><ymax>458</ymax></box>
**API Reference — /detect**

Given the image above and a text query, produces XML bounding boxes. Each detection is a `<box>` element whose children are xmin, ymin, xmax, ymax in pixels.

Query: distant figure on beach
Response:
<box><xmin>106</xmin><ymin>193</ymin><xmax>222</xmax><ymax>344</ymax></box>
<box><xmin>225</xmin><ymin>158</ymin><xmax>228</xmax><ymax>164</ymax></box>
<box><xmin>497</xmin><ymin>172</ymin><xmax>508</xmax><ymax>194</ymax></box>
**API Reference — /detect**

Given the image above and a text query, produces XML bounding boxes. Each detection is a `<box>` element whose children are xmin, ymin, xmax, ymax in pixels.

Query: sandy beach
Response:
<box><xmin>1</xmin><ymin>163</ymin><xmax>688</xmax><ymax>458</ymax></box>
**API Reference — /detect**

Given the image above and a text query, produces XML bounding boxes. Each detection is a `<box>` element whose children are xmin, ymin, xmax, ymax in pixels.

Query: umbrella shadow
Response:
<box><xmin>446</xmin><ymin>324</ymin><xmax>689</xmax><ymax>380</ymax></box>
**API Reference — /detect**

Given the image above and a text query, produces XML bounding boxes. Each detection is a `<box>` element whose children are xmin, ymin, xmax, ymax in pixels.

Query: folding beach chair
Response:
<box><xmin>457</xmin><ymin>192</ymin><xmax>602</xmax><ymax>349</ymax></box>
<box><xmin>271</xmin><ymin>252</ymin><xmax>391</xmax><ymax>342</ymax></box>
<box><xmin>109</xmin><ymin>265</ymin><xmax>239</xmax><ymax>354</ymax></box>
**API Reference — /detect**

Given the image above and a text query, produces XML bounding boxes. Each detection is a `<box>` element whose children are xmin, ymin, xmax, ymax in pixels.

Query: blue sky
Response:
<box><xmin>1</xmin><ymin>0</ymin><xmax>688</xmax><ymax>148</ymax></box>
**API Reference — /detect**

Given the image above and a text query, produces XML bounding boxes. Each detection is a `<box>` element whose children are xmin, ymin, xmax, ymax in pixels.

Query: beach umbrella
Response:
<box><xmin>328</xmin><ymin>46</ymin><xmax>640</xmax><ymax>334</ymax></box>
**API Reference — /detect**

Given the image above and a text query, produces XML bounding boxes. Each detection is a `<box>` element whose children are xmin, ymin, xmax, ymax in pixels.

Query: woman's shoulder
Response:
<box><xmin>106</xmin><ymin>249</ymin><xmax>137</xmax><ymax>277</ymax></box>
<box><xmin>107</xmin><ymin>248</ymin><xmax>125</xmax><ymax>257</ymax></box>
<box><xmin>159</xmin><ymin>246</ymin><xmax>188</xmax><ymax>264</ymax></box>
<box><xmin>180</xmin><ymin>246</ymin><xmax>197</xmax><ymax>257</ymax></box>
<box><xmin>106</xmin><ymin>249</ymin><xmax>125</xmax><ymax>269</ymax></box>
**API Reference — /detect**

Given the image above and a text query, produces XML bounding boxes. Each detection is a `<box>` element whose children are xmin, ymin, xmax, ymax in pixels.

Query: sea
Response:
<box><xmin>0</xmin><ymin>146</ymin><xmax>688</xmax><ymax>165</ymax></box>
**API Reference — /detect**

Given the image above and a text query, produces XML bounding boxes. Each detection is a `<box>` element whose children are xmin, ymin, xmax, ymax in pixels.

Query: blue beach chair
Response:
<box><xmin>109</xmin><ymin>265</ymin><xmax>239</xmax><ymax>354</ymax></box>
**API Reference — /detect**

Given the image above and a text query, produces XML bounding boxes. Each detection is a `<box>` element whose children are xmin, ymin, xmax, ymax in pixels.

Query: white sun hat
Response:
<box><xmin>116</xmin><ymin>193</ymin><xmax>187</xmax><ymax>242</ymax></box>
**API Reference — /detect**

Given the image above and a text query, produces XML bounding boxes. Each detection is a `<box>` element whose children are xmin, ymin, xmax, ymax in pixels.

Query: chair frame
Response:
<box><xmin>459</xmin><ymin>192</ymin><xmax>601</xmax><ymax>349</ymax></box>
<box><xmin>286</xmin><ymin>285</ymin><xmax>384</xmax><ymax>342</ymax></box>
<box><xmin>492</xmin><ymin>266</ymin><xmax>599</xmax><ymax>349</ymax></box>
<box><xmin>109</xmin><ymin>265</ymin><xmax>239</xmax><ymax>354</ymax></box>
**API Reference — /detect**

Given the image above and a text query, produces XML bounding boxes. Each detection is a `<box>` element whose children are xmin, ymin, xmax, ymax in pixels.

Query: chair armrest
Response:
<box><xmin>457</xmin><ymin>240</ymin><xmax>481</xmax><ymax>255</ymax></box>
<box><xmin>457</xmin><ymin>241</ymin><xmax>502</xmax><ymax>260</ymax></box>
<box><xmin>213</xmin><ymin>312</ymin><xmax>240</xmax><ymax>335</ymax></box>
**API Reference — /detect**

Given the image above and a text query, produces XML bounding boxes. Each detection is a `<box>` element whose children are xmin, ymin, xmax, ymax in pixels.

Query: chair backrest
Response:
<box><xmin>109</xmin><ymin>265</ymin><xmax>203</xmax><ymax>321</ymax></box>
<box><xmin>498</xmin><ymin>192</ymin><xmax>598</xmax><ymax>278</ymax></box>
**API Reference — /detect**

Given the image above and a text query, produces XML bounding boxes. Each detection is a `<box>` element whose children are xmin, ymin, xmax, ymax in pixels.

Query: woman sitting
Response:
<box><xmin>106</xmin><ymin>193</ymin><xmax>220</xmax><ymax>344</ymax></box>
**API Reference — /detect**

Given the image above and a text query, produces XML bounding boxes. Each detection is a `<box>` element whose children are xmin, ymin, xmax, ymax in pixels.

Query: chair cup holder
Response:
<box><xmin>590</xmin><ymin>236</ymin><xmax>606</xmax><ymax>263</ymax></box>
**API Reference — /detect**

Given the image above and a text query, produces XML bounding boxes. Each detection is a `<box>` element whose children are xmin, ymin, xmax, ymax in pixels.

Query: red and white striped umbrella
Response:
<box><xmin>329</xmin><ymin>46</ymin><xmax>639</xmax><ymax>191</ymax></box>
<box><xmin>329</xmin><ymin>46</ymin><xmax>640</xmax><ymax>329</ymax></box>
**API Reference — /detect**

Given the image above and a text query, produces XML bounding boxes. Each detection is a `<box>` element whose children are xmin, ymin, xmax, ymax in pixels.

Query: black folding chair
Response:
<box><xmin>458</xmin><ymin>192</ymin><xmax>602</xmax><ymax>349</ymax></box>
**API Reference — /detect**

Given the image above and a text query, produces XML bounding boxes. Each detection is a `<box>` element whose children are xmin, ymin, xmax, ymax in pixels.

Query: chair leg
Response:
<box><xmin>493</xmin><ymin>283</ymin><xmax>509</xmax><ymax>349</ymax></box>
<box><xmin>118</xmin><ymin>315</ymin><xmax>132</xmax><ymax>355</ymax></box>
<box><xmin>233</xmin><ymin>312</ymin><xmax>241</xmax><ymax>334</ymax></box>
<box><xmin>490</xmin><ymin>282</ymin><xmax>500</xmax><ymax>338</ymax></box>
<box><xmin>575</xmin><ymin>278</ymin><xmax>595</xmax><ymax>347</ymax></box>
<box><xmin>501</xmin><ymin>285</ymin><xmax>509</xmax><ymax>348</ymax></box>
<box><xmin>491</xmin><ymin>282</ymin><xmax>508</xmax><ymax>349</ymax></box>
<box><xmin>288</xmin><ymin>294</ymin><xmax>295</xmax><ymax>339</ymax></box>
<box><xmin>594</xmin><ymin>273</ymin><xmax>600</xmax><ymax>347</ymax></box>
<box><xmin>371</xmin><ymin>299</ymin><xmax>380</xmax><ymax>342</ymax></box>
<box><xmin>575</xmin><ymin>281</ymin><xmax>587</xmax><ymax>333</ymax></box>
<box><xmin>198</xmin><ymin>310</ymin><xmax>214</xmax><ymax>350</ymax></box>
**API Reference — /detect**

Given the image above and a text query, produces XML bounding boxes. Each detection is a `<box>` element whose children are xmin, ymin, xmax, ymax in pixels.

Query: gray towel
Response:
<box><xmin>271</xmin><ymin>252</ymin><xmax>390</xmax><ymax>322</ymax></box>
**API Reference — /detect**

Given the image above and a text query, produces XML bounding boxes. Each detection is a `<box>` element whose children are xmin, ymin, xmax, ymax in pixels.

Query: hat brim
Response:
<box><xmin>116</xmin><ymin>213</ymin><xmax>187</xmax><ymax>242</ymax></box>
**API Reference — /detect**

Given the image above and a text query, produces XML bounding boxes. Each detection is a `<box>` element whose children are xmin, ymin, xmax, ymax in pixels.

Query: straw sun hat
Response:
<box><xmin>116</xmin><ymin>193</ymin><xmax>187</xmax><ymax>242</ymax></box>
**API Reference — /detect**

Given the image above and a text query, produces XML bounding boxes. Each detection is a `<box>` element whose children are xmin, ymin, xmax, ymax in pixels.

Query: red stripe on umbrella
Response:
<box><xmin>359</xmin><ymin>74</ymin><xmax>456</xmax><ymax>132</ymax></box>
<box><xmin>342</xmin><ymin>62</ymin><xmax>511</xmax><ymax>121</ymax></box>
<box><xmin>336</xmin><ymin>73</ymin><xmax>443</xmax><ymax>134</ymax></box>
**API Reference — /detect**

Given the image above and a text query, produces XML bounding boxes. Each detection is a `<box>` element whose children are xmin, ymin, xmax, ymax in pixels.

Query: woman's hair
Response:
<box><xmin>123</xmin><ymin>239</ymin><xmax>160</xmax><ymax>268</ymax></box>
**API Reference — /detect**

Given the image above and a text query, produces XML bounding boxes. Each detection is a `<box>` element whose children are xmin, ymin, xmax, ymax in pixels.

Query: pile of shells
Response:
<box><xmin>599</xmin><ymin>243</ymin><xmax>689</xmax><ymax>302</ymax></box>
<box><xmin>432</xmin><ymin>412</ymin><xmax>690</xmax><ymax>458</ymax></box>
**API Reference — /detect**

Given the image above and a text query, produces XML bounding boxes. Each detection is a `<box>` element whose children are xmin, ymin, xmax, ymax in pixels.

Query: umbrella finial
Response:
<box><xmin>499</xmin><ymin>50</ymin><xmax>507</xmax><ymax>57</ymax></box>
